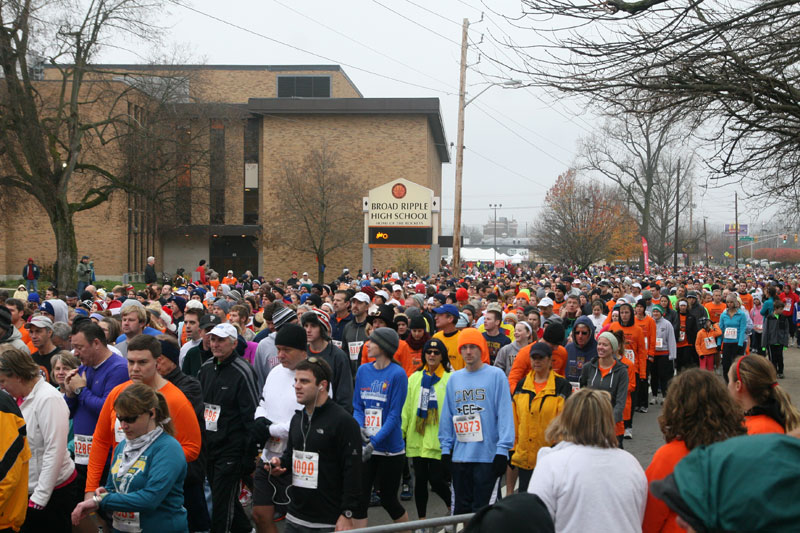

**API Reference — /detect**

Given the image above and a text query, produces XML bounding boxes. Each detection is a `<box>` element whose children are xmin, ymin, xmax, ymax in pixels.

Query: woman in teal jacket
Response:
<box><xmin>401</xmin><ymin>338</ymin><xmax>452</xmax><ymax>520</ymax></box>
<box><xmin>719</xmin><ymin>294</ymin><xmax>748</xmax><ymax>384</ymax></box>
<box><xmin>71</xmin><ymin>384</ymin><xmax>188</xmax><ymax>532</ymax></box>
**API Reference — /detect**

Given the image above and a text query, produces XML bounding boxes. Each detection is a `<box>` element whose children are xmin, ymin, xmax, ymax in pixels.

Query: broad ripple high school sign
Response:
<box><xmin>363</xmin><ymin>178</ymin><xmax>438</xmax><ymax>248</ymax></box>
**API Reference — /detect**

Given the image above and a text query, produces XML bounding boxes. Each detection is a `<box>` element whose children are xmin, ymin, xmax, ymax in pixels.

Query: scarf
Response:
<box><xmin>117</xmin><ymin>426</ymin><xmax>163</xmax><ymax>479</ymax></box>
<box><xmin>406</xmin><ymin>331</ymin><xmax>430</xmax><ymax>352</ymax></box>
<box><xmin>415</xmin><ymin>366</ymin><xmax>443</xmax><ymax>434</ymax></box>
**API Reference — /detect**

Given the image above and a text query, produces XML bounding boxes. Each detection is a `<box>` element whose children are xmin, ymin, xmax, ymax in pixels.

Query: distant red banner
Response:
<box><xmin>642</xmin><ymin>237</ymin><xmax>650</xmax><ymax>274</ymax></box>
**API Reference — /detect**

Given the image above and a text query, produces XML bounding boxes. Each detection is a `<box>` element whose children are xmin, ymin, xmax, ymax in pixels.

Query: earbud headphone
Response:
<box><xmin>318</xmin><ymin>386</ymin><xmax>324</xmax><ymax>391</ymax></box>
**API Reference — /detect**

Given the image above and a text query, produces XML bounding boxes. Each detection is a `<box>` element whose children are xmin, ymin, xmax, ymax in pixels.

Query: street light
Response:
<box><xmin>490</xmin><ymin>203</ymin><xmax>502</xmax><ymax>268</ymax></box>
<box><xmin>451</xmin><ymin>79</ymin><xmax>522</xmax><ymax>274</ymax></box>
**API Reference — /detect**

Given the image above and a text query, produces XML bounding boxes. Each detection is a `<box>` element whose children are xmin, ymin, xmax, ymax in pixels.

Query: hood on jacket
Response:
<box><xmin>47</xmin><ymin>298</ymin><xmax>69</xmax><ymax>325</ymax></box>
<box><xmin>617</xmin><ymin>302</ymin><xmax>635</xmax><ymax>328</ymax></box>
<box><xmin>457</xmin><ymin>327</ymin><xmax>489</xmax><ymax>362</ymax></box>
<box><xmin>569</xmin><ymin>316</ymin><xmax>597</xmax><ymax>354</ymax></box>
<box><xmin>0</xmin><ymin>325</ymin><xmax>21</xmax><ymax>344</ymax></box>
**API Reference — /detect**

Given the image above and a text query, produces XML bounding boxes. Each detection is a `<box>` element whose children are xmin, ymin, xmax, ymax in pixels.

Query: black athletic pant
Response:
<box><xmin>411</xmin><ymin>457</ymin><xmax>451</xmax><ymax>518</ymax></box>
<box><xmin>751</xmin><ymin>331</ymin><xmax>764</xmax><ymax>355</ymax></box>
<box><xmin>722</xmin><ymin>342</ymin><xmax>744</xmax><ymax>383</ymax></box>
<box><xmin>635</xmin><ymin>376</ymin><xmax>649</xmax><ymax>409</ymax></box>
<box><xmin>21</xmin><ymin>475</ymin><xmax>78</xmax><ymax>533</ymax></box>
<box><xmin>518</xmin><ymin>468</ymin><xmax>533</xmax><ymax>493</ymax></box>
<box><xmin>355</xmin><ymin>454</ymin><xmax>406</xmax><ymax>520</ymax></box>
<box><xmin>675</xmin><ymin>346</ymin><xmax>696</xmax><ymax>372</ymax></box>
<box><xmin>207</xmin><ymin>455</ymin><xmax>251</xmax><ymax>533</ymax></box>
<box><xmin>768</xmin><ymin>344</ymin><xmax>785</xmax><ymax>375</ymax></box>
<box><xmin>650</xmin><ymin>355</ymin><xmax>673</xmax><ymax>397</ymax></box>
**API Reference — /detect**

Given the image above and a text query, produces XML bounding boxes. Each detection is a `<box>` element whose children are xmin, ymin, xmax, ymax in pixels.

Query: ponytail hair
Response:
<box><xmin>733</xmin><ymin>355</ymin><xmax>800</xmax><ymax>433</ymax></box>
<box><xmin>612</xmin><ymin>329</ymin><xmax>625</xmax><ymax>357</ymax></box>
<box><xmin>114</xmin><ymin>383</ymin><xmax>176</xmax><ymax>437</ymax></box>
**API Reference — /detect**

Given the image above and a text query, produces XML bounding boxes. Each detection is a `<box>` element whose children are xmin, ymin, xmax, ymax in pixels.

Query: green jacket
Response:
<box><xmin>401</xmin><ymin>368</ymin><xmax>450</xmax><ymax>459</ymax></box>
<box><xmin>76</xmin><ymin>261</ymin><xmax>91</xmax><ymax>282</ymax></box>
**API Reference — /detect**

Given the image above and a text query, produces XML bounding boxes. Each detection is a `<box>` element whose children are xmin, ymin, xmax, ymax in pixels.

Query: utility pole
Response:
<box><xmin>688</xmin><ymin>186</ymin><xmax>693</xmax><ymax>264</ymax></box>
<box><xmin>673</xmin><ymin>159</ymin><xmax>680</xmax><ymax>271</ymax></box>
<box><xmin>703</xmin><ymin>217</ymin><xmax>709</xmax><ymax>266</ymax></box>
<box><xmin>451</xmin><ymin>18</ymin><xmax>469</xmax><ymax>275</ymax></box>
<box><xmin>734</xmin><ymin>192</ymin><xmax>739</xmax><ymax>266</ymax></box>
<box><xmin>490</xmin><ymin>203</ymin><xmax>502</xmax><ymax>268</ymax></box>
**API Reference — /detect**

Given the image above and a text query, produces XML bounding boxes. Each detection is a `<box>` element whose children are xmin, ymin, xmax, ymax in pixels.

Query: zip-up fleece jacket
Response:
<box><xmin>695</xmin><ymin>324</ymin><xmax>722</xmax><ymax>357</ymax></box>
<box><xmin>511</xmin><ymin>370</ymin><xmax>570</xmax><ymax>470</ymax></box>
<box><xmin>718</xmin><ymin>309</ymin><xmax>748</xmax><ymax>347</ymax></box>
<box><xmin>401</xmin><ymin>368</ymin><xmax>451</xmax><ymax>459</ymax></box>
<box><xmin>198</xmin><ymin>354</ymin><xmax>260</xmax><ymax>460</ymax></box>
<box><xmin>279</xmin><ymin>400</ymin><xmax>362</xmax><ymax>527</ymax></box>
<box><xmin>653</xmin><ymin>317</ymin><xmax>677</xmax><ymax>360</ymax></box>
<box><xmin>342</xmin><ymin>317</ymin><xmax>369</xmax><ymax>378</ymax></box>
<box><xmin>579</xmin><ymin>357</ymin><xmax>629</xmax><ymax>423</ymax></box>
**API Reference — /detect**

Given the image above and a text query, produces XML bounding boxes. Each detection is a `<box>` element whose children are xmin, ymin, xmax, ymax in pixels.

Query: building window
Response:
<box><xmin>210</xmin><ymin>119</ymin><xmax>225</xmax><ymax>224</ymax></box>
<box><xmin>243</xmin><ymin>118</ymin><xmax>259</xmax><ymax>224</ymax></box>
<box><xmin>277</xmin><ymin>76</ymin><xmax>331</xmax><ymax>98</ymax></box>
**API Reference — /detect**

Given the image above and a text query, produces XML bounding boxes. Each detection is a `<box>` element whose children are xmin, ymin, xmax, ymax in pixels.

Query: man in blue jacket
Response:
<box><xmin>22</xmin><ymin>258</ymin><xmax>40</xmax><ymax>292</ymax></box>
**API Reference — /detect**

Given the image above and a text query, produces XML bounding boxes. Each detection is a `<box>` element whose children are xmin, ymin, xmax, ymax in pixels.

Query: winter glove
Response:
<box><xmin>492</xmin><ymin>454</ymin><xmax>508</xmax><ymax>478</ymax></box>
<box><xmin>360</xmin><ymin>427</ymin><xmax>371</xmax><ymax>444</ymax></box>
<box><xmin>362</xmin><ymin>442</ymin><xmax>374</xmax><ymax>463</ymax></box>
<box><xmin>253</xmin><ymin>417</ymin><xmax>273</xmax><ymax>446</ymax></box>
<box><xmin>440</xmin><ymin>453</ymin><xmax>452</xmax><ymax>469</ymax></box>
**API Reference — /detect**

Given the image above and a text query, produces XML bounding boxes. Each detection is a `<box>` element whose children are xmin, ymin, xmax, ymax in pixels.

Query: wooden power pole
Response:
<box><xmin>451</xmin><ymin>18</ymin><xmax>469</xmax><ymax>274</ymax></box>
<box><xmin>673</xmin><ymin>159</ymin><xmax>680</xmax><ymax>271</ymax></box>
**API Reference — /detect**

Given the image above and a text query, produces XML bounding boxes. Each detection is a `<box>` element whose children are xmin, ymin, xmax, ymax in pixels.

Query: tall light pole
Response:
<box><xmin>450</xmin><ymin>17</ymin><xmax>522</xmax><ymax>275</ymax></box>
<box><xmin>490</xmin><ymin>203</ymin><xmax>502</xmax><ymax>268</ymax></box>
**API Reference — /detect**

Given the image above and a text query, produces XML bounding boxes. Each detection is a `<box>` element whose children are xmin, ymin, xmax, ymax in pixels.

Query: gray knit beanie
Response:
<box><xmin>370</xmin><ymin>327</ymin><xmax>400</xmax><ymax>357</ymax></box>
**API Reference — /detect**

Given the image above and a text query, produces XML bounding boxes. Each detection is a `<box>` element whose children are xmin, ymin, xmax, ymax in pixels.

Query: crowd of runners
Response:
<box><xmin>1</xmin><ymin>260</ymin><xmax>800</xmax><ymax>533</ymax></box>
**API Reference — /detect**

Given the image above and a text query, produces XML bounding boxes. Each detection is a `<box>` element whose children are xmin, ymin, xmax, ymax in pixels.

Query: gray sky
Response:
<box><xmin>99</xmin><ymin>0</ymin><xmax>767</xmax><ymax>237</ymax></box>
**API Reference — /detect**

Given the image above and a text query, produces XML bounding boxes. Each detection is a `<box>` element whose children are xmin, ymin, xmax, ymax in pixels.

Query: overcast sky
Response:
<box><xmin>99</xmin><ymin>0</ymin><xmax>767</xmax><ymax>236</ymax></box>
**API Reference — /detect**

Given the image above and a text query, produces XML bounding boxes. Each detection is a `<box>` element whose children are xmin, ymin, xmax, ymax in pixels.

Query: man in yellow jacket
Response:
<box><xmin>0</xmin><ymin>391</ymin><xmax>30</xmax><ymax>532</ymax></box>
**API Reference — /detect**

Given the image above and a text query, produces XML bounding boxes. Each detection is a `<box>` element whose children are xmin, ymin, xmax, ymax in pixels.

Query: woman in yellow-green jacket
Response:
<box><xmin>401</xmin><ymin>338</ymin><xmax>452</xmax><ymax>520</ymax></box>
<box><xmin>512</xmin><ymin>342</ymin><xmax>572</xmax><ymax>492</ymax></box>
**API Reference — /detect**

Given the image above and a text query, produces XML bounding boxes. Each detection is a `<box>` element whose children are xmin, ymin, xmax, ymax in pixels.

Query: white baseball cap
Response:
<box><xmin>392</xmin><ymin>284</ymin><xmax>403</xmax><ymax>292</ymax></box>
<box><xmin>352</xmin><ymin>292</ymin><xmax>371</xmax><ymax>304</ymax></box>
<box><xmin>208</xmin><ymin>323</ymin><xmax>238</xmax><ymax>340</ymax></box>
<box><xmin>376</xmin><ymin>290</ymin><xmax>390</xmax><ymax>301</ymax></box>
<box><xmin>26</xmin><ymin>316</ymin><xmax>53</xmax><ymax>330</ymax></box>
<box><xmin>537</xmin><ymin>297</ymin><xmax>554</xmax><ymax>307</ymax></box>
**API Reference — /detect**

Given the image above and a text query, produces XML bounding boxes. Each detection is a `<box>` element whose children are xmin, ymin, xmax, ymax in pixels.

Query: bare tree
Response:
<box><xmin>533</xmin><ymin>169</ymin><xmax>626</xmax><ymax>270</ymax></box>
<box><xmin>0</xmin><ymin>0</ymin><xmax>208</xmax><ymax>289</ymax></box>
<box><xmin>486</xmin><ymin>0</ymin><xmax>800</xmax><ymax>209</ymax></box>
<box><xmin>270</xmin><ymin>145</ymin><xmax>362</xmax><ymax>283</ymax></box>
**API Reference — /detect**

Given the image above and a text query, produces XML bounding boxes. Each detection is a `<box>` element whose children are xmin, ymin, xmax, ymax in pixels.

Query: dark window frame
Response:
<box><xmin>276</xmin><ymin>75</ymin><xmax>331</xmax><ymax>98</ymax></box>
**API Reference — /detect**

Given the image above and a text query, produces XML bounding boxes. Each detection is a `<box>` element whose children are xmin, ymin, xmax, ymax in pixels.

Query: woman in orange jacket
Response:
<box><xmin>643</xmin><ymin>369</ymin><xmax>745</xmax><ymax>533</ymax></box>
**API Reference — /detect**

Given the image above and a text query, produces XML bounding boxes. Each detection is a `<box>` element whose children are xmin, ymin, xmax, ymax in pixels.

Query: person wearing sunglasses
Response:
<box><xmin>352</xmin><ymin>326</ymin><xmax>410</xmax><ymax>529</ymax></box>
<box><xmin>401</xmin><ymin>338</ymin><xmax>452</xmax><ymax>521</ymax></box>
<box><xmin>71</xmin><ymin>383</ymin><xmax>188</xmax><ymax>532</ymax></box>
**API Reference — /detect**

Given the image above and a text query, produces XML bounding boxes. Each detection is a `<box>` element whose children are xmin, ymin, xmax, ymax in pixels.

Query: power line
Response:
<box><xmin>369</xmin><ymin>0</ymin><xmax>461</xmax><ymax>46</ymax></box>
<box><xmin>168</xmin><ymin>1</ymin><xmax>455</xmax><ymax>95</ymax></box>
<box><xmin>466</xmin><ymin>147</ymin><xmax>551</xmax><ymax>190</ymax></box>
<box><xmin>270</xmin><ymin>0</ymin><xmax>456</xmax><ymax>93</ymax></box>
<box><xmin>400</xmin><ymin>0</ymin><xmax>462</xmax><ymax>26</ymax></box>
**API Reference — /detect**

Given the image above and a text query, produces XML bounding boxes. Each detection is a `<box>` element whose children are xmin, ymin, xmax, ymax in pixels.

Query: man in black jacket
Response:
<box><xmin>269</xmin><ymin>357</ymin><xmax>361</xmax><ymax>532</ymax></box>
<box><xmin>144</xmin><ymin>256</ymin><xmax>158</xmax><ymax>284</ymax></box>
<box><xmin>156</xmin><ymin>335</ymin><xmax>209</xmax><ymax>533</ymax></box>
<box><xmin>199</xmin><ymin>323</ymin><xmax>260</xmax><ymax>533</ymax></box>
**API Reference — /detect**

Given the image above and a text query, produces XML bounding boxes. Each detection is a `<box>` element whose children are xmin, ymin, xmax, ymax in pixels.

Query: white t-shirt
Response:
<box><xmin>528</xmin><ymin>441</ymin><xmax>647</xmax><ymax>533</ymax></box>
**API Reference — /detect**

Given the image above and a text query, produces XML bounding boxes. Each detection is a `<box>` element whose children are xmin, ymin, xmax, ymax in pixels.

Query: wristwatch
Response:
<box><xmin>343</xmin><ymin>510</ymin><xmax>353</xmax><ymax>519</ymax></box>
<box><xmin>75</xmin><ymin>387</ymin><xmax>85</xmax><ymax>396</ymax></box>
<box><xmin>92</xmin><ymin>493</ymin><xmax>106</xmax><ymax>507</ymax></box>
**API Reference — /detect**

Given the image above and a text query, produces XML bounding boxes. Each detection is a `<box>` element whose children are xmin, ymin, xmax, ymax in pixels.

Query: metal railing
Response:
<box><xmin>351</xmin><ymin>513</ymin><xmax>474</xmax><ymax>532</ymax></box>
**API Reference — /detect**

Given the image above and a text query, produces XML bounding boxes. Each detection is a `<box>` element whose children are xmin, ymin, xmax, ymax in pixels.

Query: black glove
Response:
<box><xmin>440</xmin><ymin>453</ymin><xmax>452</xmax><ymax>469</ymax></box>
<box><xmin>253</xmin><ymin>417</ymin><xmax>273</xmax><ymax>446</ymax></box>
<box><xmin>492</xmin><ymin>454</ymin><xmax>507</xmax><ymax>478</ymax></box>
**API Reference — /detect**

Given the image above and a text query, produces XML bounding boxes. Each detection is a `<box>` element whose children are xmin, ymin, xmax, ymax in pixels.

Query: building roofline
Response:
<box><xmin>246</xmin><ymin>97</ymin><xmax>450</xmax><ymax>162</ymax></box>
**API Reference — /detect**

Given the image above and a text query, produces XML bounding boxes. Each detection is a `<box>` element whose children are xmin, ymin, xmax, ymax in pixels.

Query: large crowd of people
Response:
<box><xmin>1</xmin><ymin>260</ymin><xmax>800</xmax><ymax>533</ymax></box>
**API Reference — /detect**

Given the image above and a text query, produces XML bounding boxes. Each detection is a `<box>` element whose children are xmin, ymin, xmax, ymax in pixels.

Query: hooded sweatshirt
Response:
<box><xmin>564</xmin><ymin>316</ymin><xmax>597</xmax><ymax>385</ymax></box>
<box><xmin>0</xmin><ymin>327</ymin><xmax>30</xmax><ymax>354</ymax></box>
<box><xmin>579</xmin><ymin>357</ymin><xmax>629</xmax><ymax>423</ymax></box>
<box><xmin>653</xmin><ymin>316</ymin><xmax>677</xmax><ymax>360</ymax></box>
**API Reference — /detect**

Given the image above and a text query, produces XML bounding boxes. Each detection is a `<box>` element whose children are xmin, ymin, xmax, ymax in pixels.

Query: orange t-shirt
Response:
<box><xmin>552</xmin><ymin>300</ymin><xmax>564</xmax><ymax>315</ymax></box>
<box><xmin>221</xmin><ymin>276</ymin><xmax>237</xmax><ymax>286</ymax></box>
<box><xmin>745</xmin><ymin>414</ymin><xmax>785</xmax><ymax>435</ymax></box>
<box><xmin>508</xmin><ymin>342</ymin><xmax>567</xmax><ymax>393</ymax></box>
<box><xmin>704</xmin><ymin>302</ymin><xmax>726</xmax><ymax>324</ymax></box>
<box><xmin>360</xmin><ymin>339</ymin><xmax>415</xmax><ymax>376</ymax></box>
<box><xmin>85</xmin><ymin>380</ymin><xmax>202</xmax><ymax>493</ymax></box>
<box><xmin>533</xmin><ymin>380</ymin><xmax>547</xmax><ymax>395</ymax></box>
<box><xmin>634</xmin><ymin>315</ymin><xmax>657</xmax><ymax>357</ymax></box>
<box><xmin>643</xmin><ymin>440</ymin><xmax>691</xmax><ymax>533</ymax></box>
<box><xmin>739</xmin><ymin>293</ymin><xmax>754</xmax><ymax>313</ymax></box>
<box><xmin>599</xmin><ymin>365</ymin><xmax>612</xmax><ymax>378</ymax></box>
<box><xmin>609</xmin><ymin>323</ymin><xmax>647</xmax><ymax>379</ymax></box>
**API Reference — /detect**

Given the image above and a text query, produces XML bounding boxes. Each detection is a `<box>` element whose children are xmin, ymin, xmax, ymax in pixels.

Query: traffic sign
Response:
<box><xmin>739</xmin><ymin>236</ymin><xmax>754</xmax><ymax>241</ymax></box>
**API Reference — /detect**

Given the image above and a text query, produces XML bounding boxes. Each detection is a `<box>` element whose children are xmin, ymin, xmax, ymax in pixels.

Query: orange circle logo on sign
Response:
<box><xmin>392</xmin><ymin>183</ymin><xmax>407</xmax><ymax>199</ymax></box>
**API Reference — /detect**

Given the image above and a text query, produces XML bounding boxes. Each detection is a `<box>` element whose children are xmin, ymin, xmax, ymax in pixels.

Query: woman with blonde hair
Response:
<box><xmin>728</xmin><ymin>354</ymin><xmax>800</xmax><ymax>434</ymax></box>
<box><xmin>527</xmin><ymin>388</ymin><xmax>647</xmax><ymax>533</ymax></box>
<box><xmin>71</xmin><ymin>383</ymin><xmax>188</xmax><ymax>532</ymax></box>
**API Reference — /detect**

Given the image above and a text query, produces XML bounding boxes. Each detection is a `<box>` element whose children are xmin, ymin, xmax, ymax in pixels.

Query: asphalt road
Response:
<box><xmin>277</xmin><ymin>347</ymin><xmax>800</xmax><ymax>530</ymax></box>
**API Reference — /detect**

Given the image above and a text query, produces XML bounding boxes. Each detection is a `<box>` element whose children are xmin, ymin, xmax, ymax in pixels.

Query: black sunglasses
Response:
<box><xmin>425</xmin><ymin>349</ymin><xmax>441</xmax><ymax>355</ymax></box>
<box><xmin>116</xmin><ymin>413</ymin><xmax>145</xmax><ymax>424</ymax></box>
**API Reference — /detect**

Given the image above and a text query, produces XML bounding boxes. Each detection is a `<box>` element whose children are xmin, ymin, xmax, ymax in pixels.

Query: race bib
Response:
<box><xmin>267</xmin><ymin>437</ymin><xmax>286</xmax><ymax>454</ymax></box>
<box><xmin>332</xmin><ymin>340</ymin><xmax>342</xmax><ymax>349</ymax></box>
<box><xmin>74</xmin><ymin>434</ymin><xmax>92</xmax><ymax>465</ymax></box>
<box><xmin>112</xmin><ymin>511</ymin><xmax>141</xmax><ymax>532</ymax></box>
<box><xmin>114</xmin><ymin>419</ymin><xmax>125</xmax><ymax>443</ymax></box>
<box><xmin>624</xmin><ymin>349</ymin><xmax>635</xmax><ymax>363</ymax></box>
<box><xmin>348</xmin><ymin>341</ymin><xmax>364</xmax><ymax>361</ymax></box>
<box><xmin>644</xmin><ymin>337</ymin><xmax>648</xmax><ymax>349</ymax></box>
<box><xmin>453</xmin><ymin>413</ymin><xmax>483</xmax><ymax>443</ymax></box>
<box><xmin>724</xmin><ymin>328</ymin><xmax>737</xmax><ymax>340</ymax></box>
<box><xmin>679</xmin><ymin>331</ymin><xmax>686</xmax><ymax>342</ymax></box>
<box><xmin>655</xmin><ymin>337</ymin><xmax>664</xmax><ymax>349</ymax></box>
<box><xmin>570</xmin><ymin>381</ymin><xmax>580</xmax><ymax>394</ymax></box>
<box><xmin>204</xmin><ymin>403</ymin><xmax>221</xmax><ymax>432</ymax></box>
<box><xmin>704</xmin><ymin>337</ymin><xmax>716</xmax><ymax>350</ymax></box>
<box><xmin>364</xmin><ymin>408</ymin><xmax>382</xmax><ymax>436</ymax></box>
<box><xmin>292</xmin><ymin>450</ymin><xmax>319</xmax><ymax>489</ymax></box>
<box><xmin>796</xmin><ymin>310</ymin><xmax>800</xmax><ymax>321</ymax></box>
